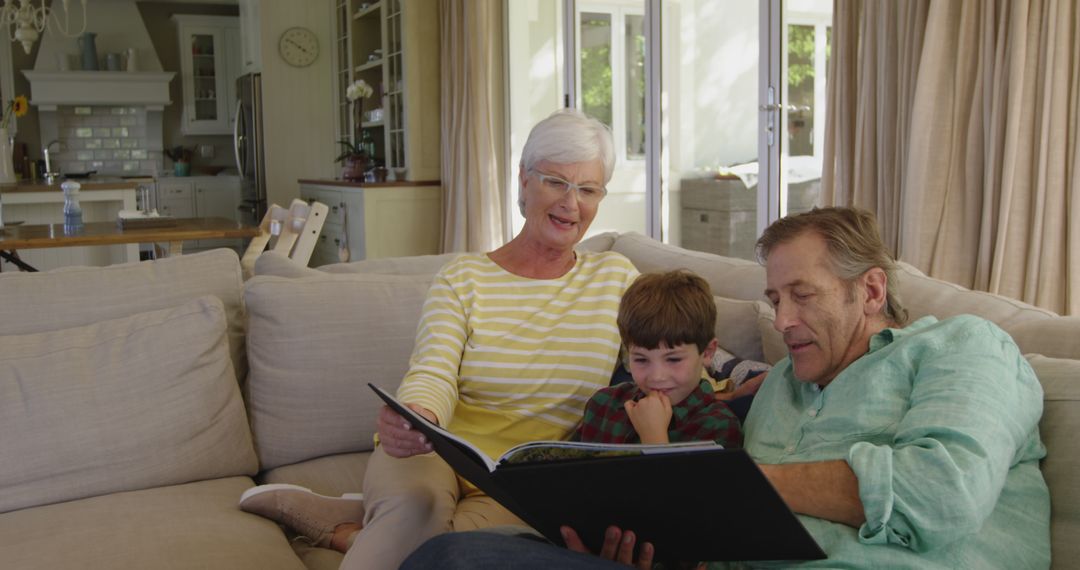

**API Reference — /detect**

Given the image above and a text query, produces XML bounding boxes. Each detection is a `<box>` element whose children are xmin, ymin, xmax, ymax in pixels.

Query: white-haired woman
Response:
<box><xmin>240</xmin><ymin>109</ymin><xmax>639</xmax><ymax>570</ymax></box>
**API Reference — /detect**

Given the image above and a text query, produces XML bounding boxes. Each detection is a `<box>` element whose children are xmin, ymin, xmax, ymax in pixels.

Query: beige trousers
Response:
<box><xmin>340</xmin><ymin>447</ymin><xmax>527</xmax><ymax>570</ymax></box>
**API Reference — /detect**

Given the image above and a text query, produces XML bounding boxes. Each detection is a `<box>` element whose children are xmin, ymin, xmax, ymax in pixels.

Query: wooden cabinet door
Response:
<box><xmin>157</xmin><ymin>182</ymin><xmax>194</xmax><ymax>218</ymax></box>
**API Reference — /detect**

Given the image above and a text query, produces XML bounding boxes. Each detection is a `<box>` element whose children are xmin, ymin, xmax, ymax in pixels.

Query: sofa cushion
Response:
<box><xmin>245</xmin><ymin>273</ymin><xmax>434</xmax><ymax>470</ymax></box>
<box><xmin>611</xmin><ymin>232</ymin><xmax>767</xmax><ymax>301</ymax></box>
<box><xmin>1010</xmin><ymin>317</ymin><xmax>1080</xmax><ymax>361</ymax></box>
<box><xmin>0</xmin><ymin>296</ymin><xmax>257</xmax><ymax>514</ymax></box>
<box><xmin>714</xmin><ymin>296</ymin><xmax>773</xmax><ymax>362</ymax></box>
<box><xmin>259</xmin><ymin>452</ymin><xmax>372</xmax><ymax>497</ymax></box>
<box><xmin>1026</xmin><ymin>354</ymin><xmax>1080</xmax><ymax>566</ymax></box>
<box><xmin>254</xmin><ymin>250</ymin><xmax>326</xmax><ymax>278</ymax></box>
<box><xmin>256</xmin><ymin>249</ymin><xmax>459</xmax><ymax>278</ymax></box>
<box><xmin>0</xmin><ymin>248</ymin><xmax>247</xmax><ymax>382</ymax></box>
<box><xmin>894</xmin><ymin>261</ymin><xmax>1055</xmax><ymax>333</ymax></box>
<box><xmin>577</xmin><ymin>231</ymin><xmax>619</xmax><ymax>252</ymax></box>
<box><xmin>319</xmin><ymin>252</ymin><xmax>460</xmax><ymax>275</ymax></box>
<box><xmin>0</xmin><ymin>477</ymin><xmax>305</xmax><ymax>570</ymax></box>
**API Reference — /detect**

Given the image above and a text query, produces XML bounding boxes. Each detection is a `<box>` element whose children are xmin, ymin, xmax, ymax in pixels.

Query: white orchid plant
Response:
<box><xmin>339</xmin><ymin>79</ymin><xmax>376</xmax><ymax>163</ymax></box>
<box><xmin>346</xmin><ymin>79</ymin><xmax>374</xmax><ymax>101</ymax></box>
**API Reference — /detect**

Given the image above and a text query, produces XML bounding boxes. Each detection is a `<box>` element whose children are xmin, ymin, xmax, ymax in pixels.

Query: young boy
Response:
<box><xmin>573</xmin><ymin>270</ymin><xmax>743</xmax><ymax>448</ymax></box>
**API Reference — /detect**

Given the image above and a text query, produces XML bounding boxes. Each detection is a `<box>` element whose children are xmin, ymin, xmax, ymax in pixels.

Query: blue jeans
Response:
<box><xmin>401</xmin><ymin>531</ymin><xmax>627</xmax><ymax>570</ymax></box>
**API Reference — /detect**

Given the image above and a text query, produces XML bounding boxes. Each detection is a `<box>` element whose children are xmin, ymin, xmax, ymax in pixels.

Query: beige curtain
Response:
<box><xmin>439</xmin><ymin>0</ymin><xmax>506</xmax><ymax>252</ymax></box>
<box><xmin>824</xmin><ymin>0</ymin><xmax>1080</xmax><ymax>315</ymax></box>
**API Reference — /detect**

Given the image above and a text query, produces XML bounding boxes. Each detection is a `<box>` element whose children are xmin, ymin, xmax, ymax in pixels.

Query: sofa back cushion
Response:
<box><xmin>1009</xmin><ymin>317</ymin><xmax>1080</xmax><ymax>361</ymax></box>
<box><xmin>0</xmin><ymin>296</ymin><xmax>257</xmax><ymax>514</ymax></box>
<box><xmin>245</xmin><ymin>273</ymin><xmax>434</xmax><ymax>469</ymax></box>
<box><xmin>611</xmin><ymin>232</ymin><xmax>768</xmax><ymax>302</ymax></box>
<box><xmin>1026</xmin><ymin>354</ymin><xmax>1080</xmax><ymax>566</ymax></box>
<box><xmin>893</xmin><ymin>261</ymin><xmax>1056</xmax><ymax>334</ymax></box>
<box><xmin>713</xmin><ymin>297</ymin><xmax>774</xmax><ymax>362</ymax></box>
<box><xmin>255</xmin><ymin>250</ymin><xmax>459</xmax><ymax>279</ymax></box>
<box><xmin>0</xmin><ymin>248</ymin><xmax>247</xmax><ymax>381</ymax></box>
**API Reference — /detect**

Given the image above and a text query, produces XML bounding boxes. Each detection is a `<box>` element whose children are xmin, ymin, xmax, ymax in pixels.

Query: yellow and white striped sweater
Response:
<box><xmin>396</xmin><ymin>251</ymin><xmax>639</xmax><ymax>460</ymax></box>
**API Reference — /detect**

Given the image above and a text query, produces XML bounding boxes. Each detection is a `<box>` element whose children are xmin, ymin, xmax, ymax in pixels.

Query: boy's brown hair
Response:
<box><xmin>617</xmin><ymin>270</ymin><xmax>716</xmax><ymax>353</ymax></box>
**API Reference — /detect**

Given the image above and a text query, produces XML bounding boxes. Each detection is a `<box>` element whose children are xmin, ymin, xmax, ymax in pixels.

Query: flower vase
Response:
<box><xmin>0</xmin><ymin>128</ymin><xmax>16</xmax><ymax>184</ymax></box>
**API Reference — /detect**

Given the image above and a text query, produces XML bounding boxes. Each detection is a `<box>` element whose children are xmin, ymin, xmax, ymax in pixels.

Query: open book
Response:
<box><xmin>369</xmin><ymin>384</ymin><xmax>825</xmax><ymax>562</ymax></box>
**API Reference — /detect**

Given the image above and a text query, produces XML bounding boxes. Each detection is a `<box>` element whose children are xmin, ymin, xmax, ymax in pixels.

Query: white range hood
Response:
<box><xmin>24</xmin><ymin>0</ymin><xmax>174</xmax><ymax>110</ymax></box>
<box><xmin>23</xmin><ymin>71</ymin><xmax>173</xmax><ymax>109</ymax></box>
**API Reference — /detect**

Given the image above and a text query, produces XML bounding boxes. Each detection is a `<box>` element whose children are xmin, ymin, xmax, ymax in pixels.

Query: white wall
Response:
<box><xmin>260</xmin><ymin>0</ymin><xmax>336</xmax><ymax>209</ymax></box>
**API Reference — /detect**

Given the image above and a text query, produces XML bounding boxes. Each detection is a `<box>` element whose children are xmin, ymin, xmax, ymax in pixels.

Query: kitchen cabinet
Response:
<box><xmin>299</xmin><ymin>181</ymin><xmax>442</xmax><ymax>267</ymax></box>
<box><xmin>156</xmin><ymin>176</ymin><xmax>243</xmax><ymax>251</ymax></box>
<box><xmin>238</xmin><ymin>0</ymin><xmax>262</xmax><ymax>74</ymax></box>
<box><xmin>334</xmin><ymin>0</ymin><xmax>440</xmax><ymax>180</ymax></box>
<box><xmin>173</xmin><ymin>15</ymin><xmax>242</xmax><ymax>135</ymax></box>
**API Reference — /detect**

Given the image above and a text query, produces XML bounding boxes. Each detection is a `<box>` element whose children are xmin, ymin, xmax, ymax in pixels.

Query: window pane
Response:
<box><xmin>506</xmin><ymin>0</ymin><xmax>566</xmax><ymax>236</ymax></box>
<box><xmin>580</xmin><ymin>12</ymin><xmax>612</xmax><ymax>127</ymax></box>
<box><xmin>625</xmin><ymin>14</ymin><xmax>645</xmax><ymax>158</ymax></box>
<box><xmin>786</xmin><ymin>24</ymin><xmax>814</xmax><ymax>157</ymax></box>
<box><xmin>661</xmin><ymin>0</ymin><xmax>761</xmax><ymax>259</ymax></box>
<box><xmin>782</xmin><ymin>1</ymin><xmax>832</xmax><ymax>217</ymax></box>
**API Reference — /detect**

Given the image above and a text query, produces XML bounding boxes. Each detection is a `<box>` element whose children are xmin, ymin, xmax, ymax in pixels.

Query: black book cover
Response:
<box><xmin>369</xmin><ymin>383</ymin><xmax>826</xmax><ymax>562</ymax></box>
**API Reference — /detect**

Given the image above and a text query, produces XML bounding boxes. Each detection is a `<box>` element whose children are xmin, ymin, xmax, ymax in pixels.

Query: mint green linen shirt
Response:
<box><xmin>718</xmin><ymin>315</ymin><xmax>1050</xmax><ymax>569</ymax></box>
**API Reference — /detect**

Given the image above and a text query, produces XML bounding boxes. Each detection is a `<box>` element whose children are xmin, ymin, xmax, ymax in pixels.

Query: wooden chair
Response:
<box><xmin>240</xmin><ymin>198</ymin><xmax>328</xmax><ymax>279</ymax></box>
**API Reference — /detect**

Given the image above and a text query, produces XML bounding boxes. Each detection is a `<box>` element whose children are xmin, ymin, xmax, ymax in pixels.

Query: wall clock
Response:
<box><xmin>278</xmin><ymin>27</ymin><xmax>319</xmax><ymax>67</ymax></box>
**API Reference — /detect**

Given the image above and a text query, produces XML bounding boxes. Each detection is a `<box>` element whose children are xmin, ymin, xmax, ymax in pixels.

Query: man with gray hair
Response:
<box><xmin>402</xmin><ymin>207</ymin><xmax>1051</xmax><ymax>569</ymax></box>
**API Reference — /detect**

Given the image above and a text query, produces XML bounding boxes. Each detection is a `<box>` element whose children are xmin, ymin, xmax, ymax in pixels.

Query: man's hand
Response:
<box><xmin>624</xmin><ymin>391</ymin><xmax>672</xmax><ymax>444</ymax></box>
<box><xmin>560</xmin><ymin>525</ymin><xmax>654</xmax><ymax>569</ymax></box>
<box><xmin>376</xmin><ymin>404</ymin><xmax>437</xmax><ymax>458</ymax></box>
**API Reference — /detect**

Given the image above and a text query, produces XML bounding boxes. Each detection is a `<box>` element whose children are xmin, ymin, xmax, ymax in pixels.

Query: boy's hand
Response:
<box><xmin>624</xmin><ymin>391</ymin><xmax>672</xmax><ymax>444</ymax></box>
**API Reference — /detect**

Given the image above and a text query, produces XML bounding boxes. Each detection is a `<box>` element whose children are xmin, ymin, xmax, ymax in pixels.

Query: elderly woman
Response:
<box><xmin>239</xmin><ymin>109</ymin><xmax>639</xmax><ymax>570</ymax></box>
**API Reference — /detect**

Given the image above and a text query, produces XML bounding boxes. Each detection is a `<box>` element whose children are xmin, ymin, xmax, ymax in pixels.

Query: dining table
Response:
<box><xmin>0</xmin><ymin>217</ymin><xmax>261</xmax><ymax>272</ymax></box>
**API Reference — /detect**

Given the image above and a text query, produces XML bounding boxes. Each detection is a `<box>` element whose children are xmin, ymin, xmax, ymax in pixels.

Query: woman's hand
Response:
<box><xmin>624</xmin><ymin>391</ymin><xmax>672</xmax><ymax>444</ymax></box>
<box><xmin>376</xmin><ymin>404</ymin><xmax>437</xmax><ymax>458</ymax></box>
<box><xmin>560</xmin><ymin>525</ymin><xmax>654</xmax><ymax>569</ymax></box>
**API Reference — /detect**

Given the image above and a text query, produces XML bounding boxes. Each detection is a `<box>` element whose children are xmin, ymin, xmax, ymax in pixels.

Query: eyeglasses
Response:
<box><xmin>530</xmin><ymin>171</ymin><xmax>608</xmax><ymax>204</ymax></box>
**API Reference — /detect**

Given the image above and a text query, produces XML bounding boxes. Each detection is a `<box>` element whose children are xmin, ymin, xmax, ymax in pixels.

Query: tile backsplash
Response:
<box><xmin>52</xmin><ymin>106</ymin><xmax>164</xmax><ymax>176</ymax></box>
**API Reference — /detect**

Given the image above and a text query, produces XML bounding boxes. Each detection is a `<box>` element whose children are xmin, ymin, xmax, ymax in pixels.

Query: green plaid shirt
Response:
<box><xmin>572</xmin><ymin>380</ymin><xmax>743</xmax><ymax>448</ymax></box>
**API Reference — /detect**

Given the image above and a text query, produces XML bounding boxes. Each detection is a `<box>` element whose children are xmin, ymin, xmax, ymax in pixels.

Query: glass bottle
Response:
<box><xmin>361</xmin><ymin>129</ymin><xmax>376</xmax><ymax>158</ymax></box>
<box><xmin>61</xmin><ymin>180</ymin><xmax>83</xmax><ymax>233</ymax></box>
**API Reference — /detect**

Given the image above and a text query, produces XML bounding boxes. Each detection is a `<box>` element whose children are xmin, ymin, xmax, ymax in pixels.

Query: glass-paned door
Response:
<box><xmin>189</xmin><ymin>32</ymin><xmax>222</xmax><ymax>122</ymax></box>
<box><xmin>781</xmin><ymin>0</ymin><xmax>831</xmax><ymax>217</ymax></box>
<box><xmin>575</xmin><ymin>1</ymin><xmax>647</xmax><ymax>238</ymax></box>
<box><xmin>506</xmin><ymin>0</ymin><xmax>646</xmax><ymax>238</ymax></box>
<box><xmin>505</xmin><ymin>0</ymin><xmax>833</xmax><ymax>249</ymax></box>
<box><xmin>661</xmin><ymin>0</ymin><xmax>831</xmax><ymax>259</ymax></box>
<box><xmin>660</xmin><ymin>0</ymin><xmax>763</xmax><ymax>260</ymax></box>
<box><xmin>506</xmin><ymin>0</ymin><xmax>566</xmax><ymax>234</ymax></box>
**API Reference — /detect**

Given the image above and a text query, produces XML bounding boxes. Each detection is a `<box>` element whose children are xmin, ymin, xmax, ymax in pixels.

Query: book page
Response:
<box><xmin>499</xmin><ymin>439</ymin><xmax>721</xmax><ymax>466</ymax></box>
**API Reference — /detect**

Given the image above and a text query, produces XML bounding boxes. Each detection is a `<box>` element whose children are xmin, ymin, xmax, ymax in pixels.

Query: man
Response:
<box><xmin>401</xmin><ymin>207</ymin><xmax>1051</xmax><ymax>569</ymax></box>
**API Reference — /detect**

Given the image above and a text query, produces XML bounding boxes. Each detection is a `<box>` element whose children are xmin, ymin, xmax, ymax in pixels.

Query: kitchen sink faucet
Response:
<box><xmin>43</xmin><ymin>140</ymin><xmax>61</xmax><ymax>184</ymax></box>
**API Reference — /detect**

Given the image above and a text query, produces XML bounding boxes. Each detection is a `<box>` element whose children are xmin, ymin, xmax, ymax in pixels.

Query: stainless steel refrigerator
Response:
<box><xmin>234</xmin><ymin>73</ymin><xmax>267</xmax><ymax>226</ymax></box>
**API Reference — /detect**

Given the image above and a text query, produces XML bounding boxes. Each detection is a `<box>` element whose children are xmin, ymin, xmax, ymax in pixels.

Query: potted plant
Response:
<box><xmin>335</xmin><ymin>139</ymin><xmax>368</xmax><ymax>182</ymax></box>
<box><xmin>165</xmin><ymin>146</ymin><xmax>194</xmax><ymax>177</ymax></box>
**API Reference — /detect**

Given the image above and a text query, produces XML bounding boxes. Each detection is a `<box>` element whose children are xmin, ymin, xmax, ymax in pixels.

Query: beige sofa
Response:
<box><xmin>0</xmin><ymin>231</ymin><xmax>1075</xmax><ymax>569</ymax></box>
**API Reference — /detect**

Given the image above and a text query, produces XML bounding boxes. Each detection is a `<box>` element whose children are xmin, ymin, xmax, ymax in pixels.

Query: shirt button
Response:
<box><xmin>785</xmin><ymin>445</ymin><xmax>795</xmax><ymax>453</ymax></box>
<box><xmin>808</xmin><ymin>409</ymin><xmax>818</xmax><ymax>417</ymax></box>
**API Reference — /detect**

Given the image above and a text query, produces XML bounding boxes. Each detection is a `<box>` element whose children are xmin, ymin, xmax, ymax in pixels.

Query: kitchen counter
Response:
<box><xmin>296</xmin><ymin>179</ymin><xmax>440</xmax><ymax>189</ymax></box>
<box><xmin>0</xmin><ymin>180</ymin><xmax>140</xmax><ymax>194</ymax></box>
<box><xmin>1</xmin><ymin>182</ymin><xmax>139</xmax><ymax>270</ymax></box>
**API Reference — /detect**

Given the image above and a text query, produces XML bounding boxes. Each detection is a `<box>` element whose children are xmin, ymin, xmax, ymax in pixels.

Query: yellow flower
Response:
<box><xmin>12</xmin><ymin>95</ymin><xmax>27</xmax><ymax>118</ymax></box>
<box><xmin>0</xmin><ymin>94</ymin><xmax>28</xmax><ymax>130</ymax></box>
